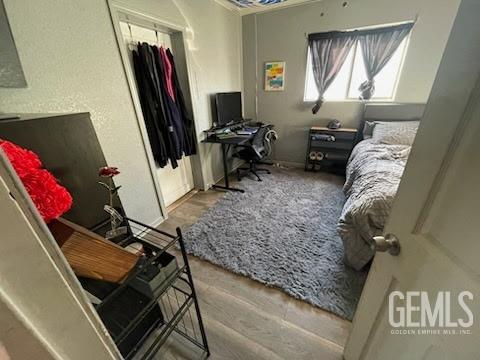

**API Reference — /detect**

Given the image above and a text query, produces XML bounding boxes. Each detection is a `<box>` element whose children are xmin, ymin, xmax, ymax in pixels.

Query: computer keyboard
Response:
<box><xmin>236</xmin><ymin>127</ymin><xmax>258</xmax><ymax>136</ymax></box>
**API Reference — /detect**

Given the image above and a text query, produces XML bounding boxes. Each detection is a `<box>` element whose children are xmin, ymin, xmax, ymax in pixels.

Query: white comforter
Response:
<box><xmin>337</xmin><ymin>139</ymin><xmax>410</xmax><ymax>270</ymax></box>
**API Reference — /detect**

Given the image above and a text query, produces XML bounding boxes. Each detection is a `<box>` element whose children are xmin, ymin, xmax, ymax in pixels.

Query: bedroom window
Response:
<box><xmin>304</xmin><ymin>34</ymin><xmax>409</xmax><ymax>102</ymax></box>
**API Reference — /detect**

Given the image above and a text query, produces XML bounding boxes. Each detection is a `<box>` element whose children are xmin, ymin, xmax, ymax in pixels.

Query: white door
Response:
<box><xmin>120</xmin><ymin>22</ymin><xmax>195</xmax><ymax>208</ymax></box>
<box><xmin>345</xmin><ymin>1</ymin><xmax>480</xmax><ymax>359</ymax></box>
<box><xmin>156</xmin><ymin>157</ymin><xmax>194</xmax><ymax>207</ymax></box>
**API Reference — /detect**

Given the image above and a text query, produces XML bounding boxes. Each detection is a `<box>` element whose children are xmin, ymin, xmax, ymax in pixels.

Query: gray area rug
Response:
<box><xmin>183</xmin><ymin>167</ymin><xmax>367</xmax><ymax>320</ymax></box>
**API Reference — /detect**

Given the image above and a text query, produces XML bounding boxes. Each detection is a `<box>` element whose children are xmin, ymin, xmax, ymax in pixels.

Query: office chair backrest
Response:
<box><xmin>250</xmin><ymin>125</ymin><xmax>270</xmax><ymax>159</ymax></box>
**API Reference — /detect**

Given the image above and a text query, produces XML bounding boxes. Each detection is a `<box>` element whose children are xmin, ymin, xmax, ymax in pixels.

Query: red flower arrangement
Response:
<box><xmin>0</xmin><ymin>140</ymin><xmax>73</xmax><ymax>223</ymax></box>
<box><xmin>0</xmin><ymin>140</ymin><xmax>42</xmax><ymax>178</ymax></box>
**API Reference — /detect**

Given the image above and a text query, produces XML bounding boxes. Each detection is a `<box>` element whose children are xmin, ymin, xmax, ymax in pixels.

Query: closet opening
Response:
<box><xmin>108</xmin><ymin>5</ymin><xmax>203</xmax><ymax>220</ymax></box>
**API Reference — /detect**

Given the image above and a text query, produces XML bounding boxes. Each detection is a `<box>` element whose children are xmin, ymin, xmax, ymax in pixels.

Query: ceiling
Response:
<box><xmin>216</xmin><ymin>0</ymin><xmax>321</xmax><ymax>15</ymax></box>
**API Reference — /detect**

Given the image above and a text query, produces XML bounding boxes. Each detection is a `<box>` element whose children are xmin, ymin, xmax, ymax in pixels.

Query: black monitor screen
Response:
<box><xmin>215</xmin><ymin>92</ymin><xmax>242</xmax><ymax>126</ymax></box>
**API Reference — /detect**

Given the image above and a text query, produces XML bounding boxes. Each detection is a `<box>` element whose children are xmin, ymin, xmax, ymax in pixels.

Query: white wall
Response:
<box><xmin>242</xmin><ymin>0</ymin><xmax>460</xmax><ymax>164</ymax></box>
<box><xmin>0</xmin><ymin>0</ymin><xmax>242</xmax><ymax>224</ymax></box>
<box><xmin>0</xmin><ymin>297</ymin><xmax>56</xmax><ymax>360</ymax></box>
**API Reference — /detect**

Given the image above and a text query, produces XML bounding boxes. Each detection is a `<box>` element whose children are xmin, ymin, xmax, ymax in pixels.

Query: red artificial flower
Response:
<box><xmin>99</xmin><ymin>166</ymin><xmax>120</xmax><ymax>177</ymax></box>
<box><xmin>0</xmin><ymin>139</ymin><xmax>42</xmax><ymax>177</ymax></box>
<box><xmin>22</xmin><ymin>169</ymin><xmax>73</xmax><ymax>223</ymax></box>
<box><xmin>0</xmin><ymin>140</ymin><xmax>73</xmax><ymax>223</ymax></box>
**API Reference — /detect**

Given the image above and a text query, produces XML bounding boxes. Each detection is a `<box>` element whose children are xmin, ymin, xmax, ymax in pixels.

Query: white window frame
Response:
<box><xmin>303</xmin><ymin>32</ymin><xmax>411</xmax><ymax>103</ymax></box>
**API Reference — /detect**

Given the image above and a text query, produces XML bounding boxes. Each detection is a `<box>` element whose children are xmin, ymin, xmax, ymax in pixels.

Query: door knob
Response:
<box><xmin>371</xmin><ymin>234</ymin><xmax>400</xmax><ymax>256</ymax></box>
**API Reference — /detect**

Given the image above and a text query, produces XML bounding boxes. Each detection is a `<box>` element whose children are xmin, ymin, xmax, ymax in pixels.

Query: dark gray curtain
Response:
<box><xmin>358</xmin><ymin>23</ymin><xmax>414</xmax><ymax>100</ymax></box>
<box><xmin>309</xmin><ymin>34</ymin><xmax>357</xmax><ymax>114</ymax></box>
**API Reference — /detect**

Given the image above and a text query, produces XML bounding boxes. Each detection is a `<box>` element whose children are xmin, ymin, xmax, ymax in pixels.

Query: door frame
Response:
<box><xmin>106</xmin><ymin>1</ymin><xmax>205</xmax><ymax>223</ymax></box>
<box><xmin>0</xmin><ymin>152</ymin><xmax>121</xmax><ymax>359</ymax></box>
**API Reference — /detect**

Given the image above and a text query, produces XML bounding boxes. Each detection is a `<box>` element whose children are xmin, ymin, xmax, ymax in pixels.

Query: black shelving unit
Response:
<box><xmin>304</xmin><ymin>126</ymin><xmax>358</xmax><ymax>174</ymax></box>
<box><xmin>89</xmin><ymin>218</ymin><xmax>210</xmax><ymax>360</ymax></box>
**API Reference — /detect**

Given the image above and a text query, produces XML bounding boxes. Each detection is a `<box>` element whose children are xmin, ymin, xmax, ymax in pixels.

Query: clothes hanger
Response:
<box><xmin>127</xmin><ymin>22</ymin><xmax>136</xmax><ymax>50</ymax></box>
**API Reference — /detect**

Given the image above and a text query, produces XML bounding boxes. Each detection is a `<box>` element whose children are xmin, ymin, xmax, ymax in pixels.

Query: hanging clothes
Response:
<box><xmin>153</xmin><ymin>45</ymin><xmax>183</xmax><ymax>161</ymax></box>
<box><xmin>159</xmin><ymin>46</ymin><xmax>176</xmax><ymax>101</ymax></box>
<box><xmin>131</xmin><ymin>41</ymin><xmax>195</xmax><ymax>168</ymax></box>
<box><xmin>166</xmin><ymin>48</ymin><xmax>196</xmax><ymax>156</ymax></box>
<box><xmin>132</xmin><ymin>45</ymin><xmax>169</xmax><ymax>168</ymax></box>
<box><xmin>135</xmin><ymin>43</ymin><xmax>177</xmax><ymax>167</ymax></box>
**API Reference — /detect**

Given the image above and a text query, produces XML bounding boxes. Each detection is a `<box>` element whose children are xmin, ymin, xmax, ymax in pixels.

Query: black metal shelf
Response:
<box><xmin>140</xmin><ymin>291</ymin><xmax>194</xmax><ymax>359</ymax></box>
<box><xmin>113</xmin><ymin>266</ymin><xmax>187</xmax><ymax>346</ymax></box>
<box><xmin>304</xmin><ymin>127</ymin><xmax>357</xmax><ymax>173</ymax></box>
<box><xmin>90</xmin><ymin>218</ymin><xmax>210</xmax><ymax>360</ymax></box>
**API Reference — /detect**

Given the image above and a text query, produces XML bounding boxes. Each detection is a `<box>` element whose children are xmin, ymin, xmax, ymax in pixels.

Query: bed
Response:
<box><xmin>337</xmin><ymin>103</ymin><xmax>425</xmax><ymax>270</ymax></box>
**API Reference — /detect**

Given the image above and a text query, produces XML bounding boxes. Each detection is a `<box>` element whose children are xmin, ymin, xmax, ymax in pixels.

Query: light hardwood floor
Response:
<box><xmin>155</xmin><ymin>187</ymin><xmax>351</xmax><ymax>360</ymax></box>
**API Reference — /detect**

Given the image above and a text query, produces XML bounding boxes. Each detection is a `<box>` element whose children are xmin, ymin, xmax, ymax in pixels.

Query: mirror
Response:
<box><xmin>0</xmin><ymin>0</ymin><xmax>27</xmax><ymax>87</ymax></box>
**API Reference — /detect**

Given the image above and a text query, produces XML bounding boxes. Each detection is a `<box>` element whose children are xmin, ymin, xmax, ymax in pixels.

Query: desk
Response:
<box><xmin>202</xmin><ymin>135</ymin><xmax>252</xmax><ymax>193</ymax></box>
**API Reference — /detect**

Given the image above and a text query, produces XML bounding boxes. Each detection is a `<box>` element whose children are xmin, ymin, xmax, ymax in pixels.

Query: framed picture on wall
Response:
<box><xmin>264</xmin><ymin>61</ymin><xmax>285</xmax><ymax>91</ymax></box>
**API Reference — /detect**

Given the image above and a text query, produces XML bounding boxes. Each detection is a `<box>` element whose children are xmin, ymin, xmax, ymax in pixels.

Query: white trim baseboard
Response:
<box><xmin>148</xmin><ymin>215</ymin><xmax>166</xmax><ymax>229</ymax></box>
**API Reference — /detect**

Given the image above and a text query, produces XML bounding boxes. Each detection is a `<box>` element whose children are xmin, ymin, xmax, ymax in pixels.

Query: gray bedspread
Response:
<box><xmin>338</xmin><ymin>139</ymin><xmax>410</xmax><ymax>270</ymax></box>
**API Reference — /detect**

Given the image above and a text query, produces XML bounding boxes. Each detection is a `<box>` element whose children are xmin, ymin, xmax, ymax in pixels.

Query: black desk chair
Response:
<box><xmin>233</xmin><ymin>125</ymin><xmax>271</xmax><ymax>181</ymax></box>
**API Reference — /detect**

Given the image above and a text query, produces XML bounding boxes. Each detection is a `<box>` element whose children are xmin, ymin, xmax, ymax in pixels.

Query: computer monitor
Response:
<box><xmin>215</xmin><ymin>92</ymin><xmax>242</xmax><ymax>126</ymax></box>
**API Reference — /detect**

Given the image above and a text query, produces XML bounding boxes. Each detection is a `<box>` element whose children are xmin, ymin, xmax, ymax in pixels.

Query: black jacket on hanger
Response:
<box><xmin>167</xmin><ymin>49</ymin><xmax>197</xmax><ymax>156</ymax></box>
<box><xmin>152</xmin><ymin>45</ymin><xmax>185</xmax><ymax>161</ymax></box>
<box><xmin>132</xmin><ymin>47</ymin><xmax>169</xmax><ymax>167</ymax></box>
<box><xmin>135</xmin><ymin>43</ymin><xmax>179</xmax><ymax>168</ymax></box>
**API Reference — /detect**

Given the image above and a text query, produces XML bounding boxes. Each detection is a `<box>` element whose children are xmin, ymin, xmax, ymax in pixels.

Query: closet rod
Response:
<box><xmin>122</xmin><ymin>17</ymin><xmax>174</xmax><ymax>35</ymax></box>
<box><xmin>126</xmin><ymin>23</ymin><xmax>159</xmax><ymax>48</ymax></box>
<box><xmin>125</xmin><ymin>21</ymin><xmax>171</xmax><ymax>48</ymax></box>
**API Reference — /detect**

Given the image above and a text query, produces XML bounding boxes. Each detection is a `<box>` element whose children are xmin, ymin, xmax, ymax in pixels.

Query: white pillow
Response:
<box><xmin>371</xmin><ymin>121</ymin><xmax>419</xmax><ymax>146</ymax></box>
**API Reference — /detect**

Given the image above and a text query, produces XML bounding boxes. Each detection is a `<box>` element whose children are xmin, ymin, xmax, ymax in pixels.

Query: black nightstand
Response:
<box><xmin>305</xmin><ymin>126</ymin><xmax>358</xmax><ymax>174</ymax></box>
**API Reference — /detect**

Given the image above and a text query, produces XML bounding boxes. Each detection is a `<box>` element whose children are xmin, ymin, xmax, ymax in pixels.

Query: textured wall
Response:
<box><xmin>242</xmin><ymin>0</ymin><xmax>460</xmax><ymax>164</ymax></box>
<box><xmin>0</xmin><ymin>1</ymin><xmax>27</xmax><ymax>87</ymax></box>
<box><xmin>0</xmin><ymin>294</ymin><xmax>56</xmax><ymax>359</ymax></box>
<box><xmin>0</xmin><ymin>0</ymin><xmax>242</xmax><ymax>223</ymax></box>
